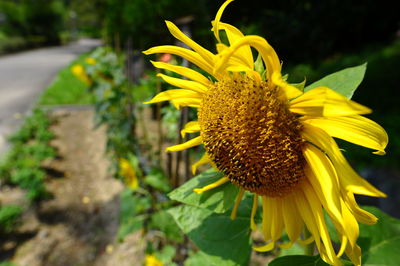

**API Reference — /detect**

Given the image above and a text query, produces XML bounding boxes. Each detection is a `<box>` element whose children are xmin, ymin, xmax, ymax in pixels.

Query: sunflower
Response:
<box><xmin>143</xmin><ymin>0</ymin><xmax>388</xmax><ymax>265</ymax></box>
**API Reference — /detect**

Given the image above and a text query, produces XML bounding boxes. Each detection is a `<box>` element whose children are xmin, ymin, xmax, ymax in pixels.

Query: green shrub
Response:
<box><xmin>0</xmin><ymin>205</ymin><xmax>23</xmax><ymax>233</ymax></box>
<box><xmin>0</xmin><ymin>108</ymin><xmax>54</xmax><ymax>202</ymax></box>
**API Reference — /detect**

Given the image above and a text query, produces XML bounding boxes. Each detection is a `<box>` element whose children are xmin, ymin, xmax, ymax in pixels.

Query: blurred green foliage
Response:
<box><xmin>0</xmin><ymin>0</ymin><xmax>66</xmax><ymax>49</ymax></box>
<box><xmin>81</xmin><ymin>47</ymin><xmax>137</xmax><ymax>159</ymax></box>
<box><xmin>39</xmin><ymin>52</ymin><xmax>95</xmax><ymax>105</ymax></box>
<box><xmin>0</xmin><ymin>262</ymin><xmax>16</xmax><ymax>266</ymax></box>
<box><xmin>1</xmin><ymin>0</ymin><xmax>398</xmax><ymax>66</ymax></box>
<box><xmin>96</xmin><ymin>0</ymin><xmax>399</xmax><ymax>64</ymax></box>
<box><xmin>0</xmin><ymin>205</ymin><xmax>22</xmax><ymax>234</ymax></box>
<box><xmin>0</xmin><ymin>109</ymin><xmax>54</xmax><ymax>202</ymax></box>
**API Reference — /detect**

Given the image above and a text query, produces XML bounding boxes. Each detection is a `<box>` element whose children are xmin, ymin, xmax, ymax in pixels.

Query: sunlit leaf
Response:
<box><xmin>144</xmin><ymin>170</ymin><xmax>171</xmax><ymax>192</ymax></box>
<box><xmin>305</xmin><ymin>63</ymin><xmax>367</xmax><ymax>99</ymax></box>
<box><xmin>168</xmin><ymin>169</ymin><xmax>239</xmax><ymax>213</ymax></box>
<box><xmin>155</xmin><ymin>245</ymin><xmax>177</xmax><ymax>266</ymax></box>
<box><xmin>168</xmin><ymin>205</ymin><xmax>251</xmax><ymax>266</ymax></box>
<box><xmin>184</xmin><ymin>251</ymin><xmax>214</xmax><ymax>266</ymax></box>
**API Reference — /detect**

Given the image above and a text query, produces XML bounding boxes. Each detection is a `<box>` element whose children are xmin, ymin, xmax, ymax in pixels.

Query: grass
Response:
<box><xmin>38</xmin><ymin>52</ymin><xmax>95</xmax><ymax>105</ymax></box>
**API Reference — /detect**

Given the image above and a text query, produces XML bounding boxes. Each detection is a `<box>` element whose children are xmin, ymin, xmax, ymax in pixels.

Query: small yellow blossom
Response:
<box><xmin>71</xmin><ymin>64</ymin><xmax>91</xmax><ymax>86</ymax></box>
<box><xmin>119</xmin><ymin>158</ymin><xmax>139</xmax><ymax>190</ymax></box>
<box><xmin>85</xmin><ymin>57</ymin><xmax>97</xmax><ymax>65</ymax></box>
<box><xmin>145</xmin><ymin>254</ymin><xmax>163</xmax><ymax>266</ymax></box>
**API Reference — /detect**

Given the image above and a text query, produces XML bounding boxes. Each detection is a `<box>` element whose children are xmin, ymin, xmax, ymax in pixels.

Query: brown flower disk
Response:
<box><xmin>199</xmin><ymin>75</ymin><xmax>306</xmax><ymax>197</ymax></box>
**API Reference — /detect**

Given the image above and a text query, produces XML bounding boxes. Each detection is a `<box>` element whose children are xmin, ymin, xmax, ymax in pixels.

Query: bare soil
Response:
<box><xmin>1</xmin><ymin>109</ymin><xmax>144</xmax><ymax>266</ymax></box>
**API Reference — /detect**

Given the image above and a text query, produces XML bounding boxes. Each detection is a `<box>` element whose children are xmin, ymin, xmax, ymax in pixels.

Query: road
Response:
<box><xmin>0</xmin><ymin>39</ymin><xmax>100</xmax><ymax>157</ymax></box>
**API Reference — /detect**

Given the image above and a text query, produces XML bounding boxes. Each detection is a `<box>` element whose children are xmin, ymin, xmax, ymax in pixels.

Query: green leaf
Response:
<box><xmin>155</xmin><ymin>245</ymin><xmax>177</xmax><ymax>266</ymax></box>
<box><xmin>168</xmin><ymin>169</ymin><xmax>239</xmax><ymax>213</ymax></box>
<box><xmin>290</xmin><ymin>78</ymin><xmax>306</xmax><ymax>92</ymax></box>
<box><xmin>144</xmin><ymin>170</ymin><xmax>171</xmax><ymax>193</ymax></box>
<box><xmin>168</xmin><ymin>205</ymin><xmax>251</xmax><ymax>266</ymax></box>
<box><xmin>117</xmin><ymin>189</ymin><xmax>151</xmax><ymax>241</ymax></box>
<box><xmin>304</xmin><ymin>63</ymin><xmax>367</xmax><ymax>99</ymax></box>
<box><xmin>269</xmin><ymin>255</ymin><xmax>329</xmax><ymax>266</ymax></box>
<box><xmin>150</xmin><ymin>210</ymin><xmax>184</xmax><ymax>242</ymax></box>
<box><xmin>117</xmin><ymin>214</ymin><xmax>146</xmax><ymax>241</ymax></box>
<box><xmin>358</xmin><ymin>206</ymin><xmax>400</xmax><ymax>265</ymax></box>
<box><xmin>254</xmin><ymin>53</ymin><xmax>266</xmax><ymax>80</ymax></box>
<box><xmin>184</xmin><ymin>251</ymin><xmax>221</xmax><ymax>266</ymax></box>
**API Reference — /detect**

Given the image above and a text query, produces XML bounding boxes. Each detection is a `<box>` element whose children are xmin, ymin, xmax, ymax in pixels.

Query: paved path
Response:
<box><xmin>0</xmin><ymin>39</ymin><xmax>100</xmax><ymax>157</ymax></box>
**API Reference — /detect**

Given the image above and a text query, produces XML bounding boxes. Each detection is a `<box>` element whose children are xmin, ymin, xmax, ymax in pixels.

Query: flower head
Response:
<box><xmin>143</xmin><ymin>1</ymin><xmax>388</xmax><ymax>265</ymax></box>
<box><xmin>119</xmin><ymin>158</ymin><xmax>139</xmax><ymax>190</ymax></box>
<box><xmin>145</xmin><ymin>254</ymin><xmax>163</xmax><ymax>266</ymax></box>
<box><xmin>85</xmin><ymin>57</ymin><xmax>97</xmax><ymax>65</ymax></box>
<box><xmin>71</xmin><ymin>64</ymin><xmax>91</xmax><ymax>86</ymax></box>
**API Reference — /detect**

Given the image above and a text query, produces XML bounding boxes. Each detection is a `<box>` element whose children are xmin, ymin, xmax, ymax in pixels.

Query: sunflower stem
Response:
<box><xmin>304</xmin><ymin>228</ymin><xmax>315</xmax><ymax>256</ymax></box>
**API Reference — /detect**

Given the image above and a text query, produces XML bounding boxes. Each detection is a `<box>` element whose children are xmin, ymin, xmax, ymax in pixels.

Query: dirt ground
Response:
<box><xmin>1</xmin><ymin>109</ymin><xmax>144</xmax><ymax>266</ymax></box>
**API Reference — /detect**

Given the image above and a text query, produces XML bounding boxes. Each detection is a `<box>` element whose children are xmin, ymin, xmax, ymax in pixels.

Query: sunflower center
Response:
<box><xmin>198</xmin><ymin>75</ymin><xmax>306</xmax><ymax>197</ymax></box>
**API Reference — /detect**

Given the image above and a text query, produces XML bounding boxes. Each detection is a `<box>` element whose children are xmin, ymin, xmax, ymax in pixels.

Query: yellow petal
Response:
<box><xmin>344</xmin><ymin>192</ymin><xmax>378</xmax><ymax>225</ymax></box>
<box><xmin>144</xmin><ymin>89</ymin><xmax>201</xmax><ymax>104</ymax></box>
<box><xmin>213</xmin><ymin>0</ymin><xmax>235</xmax><ymax>43</ymax></box>
<box><xmin>230</xmin><ymin>189</ymin><xmax>244</xmax><ymax>220</ymax></box>
<box><xmin>302</xmin><ymin>125</ymin><xmax>386</xmax><ymax>198</ymax></box>
<box><xmin>192</xmin><ymin>153</ymin><xmax>211</xmax><ymax>175</ymax></box>
<box><xmin>181</xmin><ymin>121</ymin><xmax>201</xmax><ymax>138</ymax></box>
<box><xmin>302</xmin><ymin>115</ymin><xmax>388</xmax><ymax>155</ymax></box>
<box><xmin>300</xmin><ymin>187</ymin><xmax>340</xmax><ymax>265</ymax></box>
<box><xmin>261</xmin><ymin>196</ymin><xmax>272</xmax><ymax>240</ymax></box>
<box><xmin>303</xmin><ymin>145</ymin><xmax>343</xmax><ymax>226</ymax></box>
<box><xmin>345</xmin><ymin>242</ymin><xmax>362</xmax><ymax>266</ymax></box>
<box><xmin>143</xmin><ymin>45</ymin><xmax>215</xmax><ymax>76</ymax></box>
<box><xmin>298</xmin><ymin>235</ymin><xmax>315</xmax><ymax>245</ymax></box>
<box><xmin>339</xmin><ymin>197</ymin><xmax>359</xmax><ymax>248</ymax></box>
<box><xmin>304</xmin><ymin>178</ymin><xmax>358</xmax><ymax>250</ymax></box>
<box><xmin>193</xmin><ymin>176</ymin><xmax>230</xmax><ymax>194</ymax></box>
<box><xmin>253</xmin><ymin>241</ymin><xmax>275</xmax><ymax>252</ymax></box>
<box><xmin>212</xmin><ymin>21</ymin><xmax>254</xmax><ymax>69</ymax></box>
<box><xmin>271</xmin><ymin>198</ymin><xmax>284</xmax><ymax>241</ymax></box>
<box><xmin>215</xmin><ymin>35</ymin><xmax>280</xmax><ymax>82</ymax></box>
<box><xmin>271</xmin><ymin>71</ymin><xmax>303</xmax><ymax>99</ymax></box>
<box><xmin>166</xmin><ymin>136</ymin><xmax>202</xmax><ymax>152</ymax></box>
<box><xmin>290</xmin><ymin>86</ymin><xmax>372</xmax><ymax>116</ymax></box>
<box><xmin>282</xmin><ymin>194</ymin><xmax>303</xmax><ymax>243</ymax></box>
<box><xmin>165</xmin><ymin>20</ymin><xmax>215</xmax><ymax>65</ymax></box>
<box><xmin>157</xmin><ymin>73</ymin><xmax>208</xmax><ymax>93</ymax></box>
<box><xmin>337</xmin><ymin>235</ymin><xmax>348</xmax><ymax>257</ymax></box>
<box><xmin>293</xmin><ymin>189</ymin><xmax>322</xmax><ymax>253</ymax></box>
<box><xmin>278</xmin><ymin>242</ymin><xmax>294</xmax><ymax>249</ymax></box>
<box><xmin>151</xmin><ymin>61</ymin><xmax>211</xmax><ymax>86</ymax></box>
<box><xmin>250</xmin><ymin>194</ymin><xmax>258</xmax><ymax>231</ymax></box>
<box><xmin>260</xmin><ymin>197</ymin><xmax>284</xmax><ymax>241</ymax></box>
<box><xmin>303</xmin><ymin>150</ymin><xmax>360</xmax><ymax>249</ymax></box>
<box><xmin>171</xmin><ymin>97</ymin><xmax>202</xmax><ymax>109</ymax></box>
